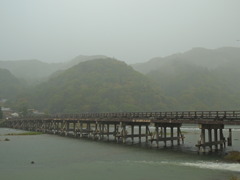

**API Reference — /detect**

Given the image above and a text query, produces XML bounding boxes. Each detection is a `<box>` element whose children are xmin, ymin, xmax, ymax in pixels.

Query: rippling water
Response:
<box><xmin>0</xmin><ymin>125</ymin><xmax>240</xmax><ymax>180</ymax></box>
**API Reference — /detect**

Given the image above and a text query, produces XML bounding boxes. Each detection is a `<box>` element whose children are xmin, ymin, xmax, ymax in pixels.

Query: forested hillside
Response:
<box><xmin>147</xmin><ymin>48</ymin><xmax>240</xmax><ymax>110</ymax></box>
<box><xmin>0</xmin><ymin>68</ymin><xmax>25</xmax><ymax>99</ymax></box>
<box><xmin>0</xmin><ymin>55</ymin><xmax>108</xmax><ymax>82</ymax></box>
<box><xmin>132</xmin><ymin>47</ymin><xmax>240</xmax><ymax>74</ymax></box>
<box><xmin>2</xmin><ymin>47</ymin><xmax>240</xmax><ymax>113</ymax></box>
<box><xmin>0</xmin><ymin>59</ymin><xmax>62</xmax><ymax>82</ymax></box>
<box><xmin>28</xmin><ymin>58</ymin><xmax>174</xmax><ymax>113</ymax></box>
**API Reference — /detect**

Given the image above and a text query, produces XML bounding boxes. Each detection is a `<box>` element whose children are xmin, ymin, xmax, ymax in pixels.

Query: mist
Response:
<box><xmin>1</xmin><ymin>0</ymin><xmax>240</xmax><ymax>63</ymax></box>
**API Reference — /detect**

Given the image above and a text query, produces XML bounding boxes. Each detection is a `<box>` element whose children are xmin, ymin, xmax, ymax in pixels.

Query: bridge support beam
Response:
<box><xmin>80</xmin><ymin>122</ymin><xmax>83</xmax><ymax>137</ymax></box>
<box><xmin>122</xmin><ymin>123</ymin><xmax>126</xmax><ymax>144</ymax></box>
<box><xmin>114</xmin><ymin>122</ymin><xmax>150</xmax><ymax>144</ymax></box>
<box><xmin>107</xmin><ymin>123</ymin><xmax>110</xmax><ymax>141</ymax></box>
<box><xmin>139</xmin><ymin>125</ymin><xmax>142</xmax><ymax>143</ymax></box>
<box><xmin>114</xmin><ymin>124</ymin><xmax>117</xmax><ymax>141</ymax></box>
<box><xmin>131</xmin><ymin>125</ymin><xmax>134</xmax><ymax>144</ymax></box>
<box><xmin>196</xmin><ymin>124</ymin><xmax>226</xmax><ymax>153</ymax></box>
<box><xmin>145</xmin><ymin>125</ymin><xmax>149</xmax><ymax>144</ymax></box>
<box><xmin>156</xmin><ymin>125</ymin><xmax>159</xmax><ymax>148</ymax></box>
<box><xmin>227</xmin><ymin>129</ymin><xmax>232</xmax><ymax>146</ymax></box>
<box><xmin>151</xmin><ymin>123</ymin><xmax>183</xmax><ymax>148</ymax></box>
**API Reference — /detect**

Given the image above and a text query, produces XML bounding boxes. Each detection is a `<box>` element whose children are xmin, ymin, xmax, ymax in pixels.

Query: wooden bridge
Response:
<box><xmin>4</xmin><ymin>111</ymin><xmax>240</xmax><ymax>153</ymax></box>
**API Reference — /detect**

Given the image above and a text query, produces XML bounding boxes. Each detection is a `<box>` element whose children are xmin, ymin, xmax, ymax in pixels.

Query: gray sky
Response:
<box><xmin>1</xmin><ymin>0</ymin><xmax>240</xmax><ymax>63</ymax></box>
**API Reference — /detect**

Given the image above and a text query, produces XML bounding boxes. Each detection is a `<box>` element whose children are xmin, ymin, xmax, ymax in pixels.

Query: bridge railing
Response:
<box><xmin>6</xmin><ymin>111</ymin><xmax>240</xmax><ymax>122</ymax></box>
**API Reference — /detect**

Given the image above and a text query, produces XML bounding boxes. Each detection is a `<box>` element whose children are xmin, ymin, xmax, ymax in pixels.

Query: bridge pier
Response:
<box><xmin>93</xmin><ymin>122</ymin><xmax>98</xmax><ymax>140</ymax></box>
<box><xmin>63</xmin><ymin>121</ymin><xmax>68</xmax><ymax>136</ymax></box>
<box><xmin>107</xmin><ymin>123</ymin><xmax>110</xmax><ymax>141</ymax></box>
<box><xmin>227</xmin><ymin>129</ymin><xmax>232</xmax><ymax>146</ymax></box>
<box><xmin>87</xmin><ymin>122</ymin><xmax>91</xmax><ymax>138</ymax></box>
<box><xmin>73</xmin><ymin>122</ymin><xmax>76</xmax><ymax>137</ymax></box>
<box><xmin>145</xmin><ymin>125</ymin><xmax>149</xmax><ymax>144</ymax></box>
<box><xmin>139</xmin><ymin>125</ymin><xmax>142</xmax><ymax>143</ymax></box>
<box><xmin>115</xmin><ymin>122</ymin><xmax>127</xmax><ymax>144</ymax></box>
<box><xmin>122</xmin><ymin>123</ymin><xmax>127</xmax><ymax>144</ymax></box>
<box><xmin>151</xmin><ymin>123</ymin><xmax>183</xmax><ymax>148</ymax></box>
<box><xmin>99</xmin><ymin>123</ymin><xmax>103</xmax><ymax>140</ymax></box>
<box><xmin>80</xmin><ymin>122</ymin><xmax>83</xmax><ymax>137</ymax></box>
<box><xmin>156</xmin><ymin>125</ymin><xmax>159</xmax><ymax>148</ymax></box>
<box><xmin>171</xmin><ymin>127</ymin><xmax>174</xmax><ymax>147</ymax></box>
<box><xmin>114</xmin><ymin>124</ymin><xmax>117</xmax><ymax>141</ymax></box>
<box><xmin>113</xmin><ymin>122</ymin><xmax>150</xmax><ymax>144</ymax></box>
<box><xmin>131</xmin><ymin>124</ymin><xmax>134</xmax><ymax>143</ymax></box>
<box><xmin>87</xmin><ymin>122</ymin><xmax>118</xmax><ymax>142</ymax></box>
<box><xmin>208</xmin><ymin>129</ymin><xmax>212</xmax><ymax>152</ymax></box>
<box><xmin>196</xmin><ymin>124</ymin><xmax>226</xmax><ymax>153</ymax></box>
<box><xmin>76</xmin><ymin>121</ymin><xmax>81</xmax><ymax>138</ymax></box>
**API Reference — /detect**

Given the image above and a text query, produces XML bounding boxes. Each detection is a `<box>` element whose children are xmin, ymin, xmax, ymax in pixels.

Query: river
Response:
<box><xmin>0</xmin><ymin>125</ymin><xmax>240</xmax><ymax>180</ymax></box>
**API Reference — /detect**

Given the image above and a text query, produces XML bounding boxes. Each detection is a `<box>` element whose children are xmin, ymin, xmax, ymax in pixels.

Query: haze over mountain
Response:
<box><xmin>2</xmin><ymin>47</ymin><xmax>239</xmax><ymax>82</ymax></box>
<box><xmin>141</xmin><ymin>47</ymin><xmax>240</xmax><ymax>110</ymax></box>
<box><xmin>0</xmin><ymin>68</ymin><xmax>25</xmax><ymax>100</ymax></box>
<box><xmin>0</xmin><ymin>55</ymin><xmax>109</xmax><ymax>82</ymax></box>
<box><xmin>147</xmin><ymin>63</ymin><xmax>240</xmax><ymax>110</ymax></box>
<box><xmin>132</xmin><ymin>47</ymin><xmax>240</xmax><ymax>74</ymax></box>
<box><xmin>2</xmin><ymin>47</ymin><xmax>240</xmax><ymax>113</ymax></box>
<box><xmin>27</xmin><ymin>58</ymin><xmax>173</xmax><ymax>113</ymax></box>
<box><xmin>0</xmin><ymin>59</ymin><xmax>61</xmax><ymax>81</ymax></box>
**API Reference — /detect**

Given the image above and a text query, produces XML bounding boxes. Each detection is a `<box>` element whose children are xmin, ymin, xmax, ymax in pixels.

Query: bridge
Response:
<box><xmin>4</xmin><ymin>111</ymin><xmax>240</xmax><ymax>153</ymax></box>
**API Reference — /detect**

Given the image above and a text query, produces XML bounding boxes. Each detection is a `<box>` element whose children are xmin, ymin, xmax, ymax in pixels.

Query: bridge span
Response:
<box><xmin>4</xmin><ymin>111</ymin><xmax>240</xmax><ymax>153</ymax></box>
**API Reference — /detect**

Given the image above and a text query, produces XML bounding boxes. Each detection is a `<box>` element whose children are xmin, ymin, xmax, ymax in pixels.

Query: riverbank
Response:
<box><xmin>225</xmin><ymin>151</ymin><xmax>240</xmax><ymax>162</ymax></box>
<box><xmin>4</xmin><ymin>132</ymin><xmax>43</xmax><ymax>136</ymax></box>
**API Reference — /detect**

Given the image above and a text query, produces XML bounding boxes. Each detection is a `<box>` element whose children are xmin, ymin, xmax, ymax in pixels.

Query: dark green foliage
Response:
<box><xmin>5</xmin><ymin>47</ymin><xmax>240</xmax><ymax>113</ymax></box>
<box><xmin>29</xmin><ymin>58</ymin><xmax>173</xmax><ymax>113</ymax></box>
<box><xmin>131</xmin><ymin>47</ymin><xmax>240</xmax><ymax>110</ymax></box>
<box><xmin>147</xmin><ymin>61</ymin><xmax>240</xmax><ymax>110</ymax></box>
<box><xmin>0</xmin><ymin>68</ymin><xmax>25</xmax><ymax>100</ymax></box>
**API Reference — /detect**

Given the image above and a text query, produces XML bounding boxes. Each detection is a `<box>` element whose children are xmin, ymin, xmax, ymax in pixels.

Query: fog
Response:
<box><xmin>1</xmin><ymin>0</ymin><xmax>240</xmax><ymax>63</ymax></box>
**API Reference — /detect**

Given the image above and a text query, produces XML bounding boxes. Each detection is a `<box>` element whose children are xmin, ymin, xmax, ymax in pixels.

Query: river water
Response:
<box><xmin>0</xmin><ymin>125</ymin><xmax>240</xmax><ymax>180</ymax></box>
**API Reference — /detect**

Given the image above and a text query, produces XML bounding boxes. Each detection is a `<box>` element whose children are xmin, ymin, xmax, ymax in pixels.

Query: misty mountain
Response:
<box><xmin>0</xmin><ymin>68</ymin><xmax>25</xmax><ymax>99</ymax></box>
<box><xmin>147</xmin><ymin>60</ymin><xmax>240</xmax><ymax>110</ymax></box>
<box><xmin>28</xmin><ymin>58</ymin><xmax>173</xmax><ymax>113</ymax></box>
<box><xmin>132</xmin><ymin>47</ymin><xmax>240</xmax><ymax>74</ymax></box>
<box><xmin>4</xmin><ymin>47</ymin><xmax>240</xmax><ymax>113</ymax></box>
<box><xmin>0</xmin><ymin>59</ymin><xmax>62</xmax><ymax>81</ymax></box>
<box><xmin>63</xmin><ymin>55</ymin><xmax>108</xmax><ymax>69</ymax></box>
<box><xmin>130</xmin><ymin>47</ymin><xmax>240</xmax><ymax>110</ymax></box>
<box><xmin>0</xmin><ymin>55</ymin><xmax>109</xmax><ymax>82</ymax></box>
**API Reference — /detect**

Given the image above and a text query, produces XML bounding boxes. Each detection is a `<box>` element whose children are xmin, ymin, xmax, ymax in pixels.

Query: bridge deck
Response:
<box><xmin>6</xmin><ymin>111</ymin><xmax>240</xmax><ymax>125</ymax></box>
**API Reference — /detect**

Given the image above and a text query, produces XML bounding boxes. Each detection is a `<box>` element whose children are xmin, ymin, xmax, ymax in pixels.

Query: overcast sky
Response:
<box><xmin>0</xmin><ymin>0</ymin><xmax>240</xmax><ymax>63</ymax></box>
